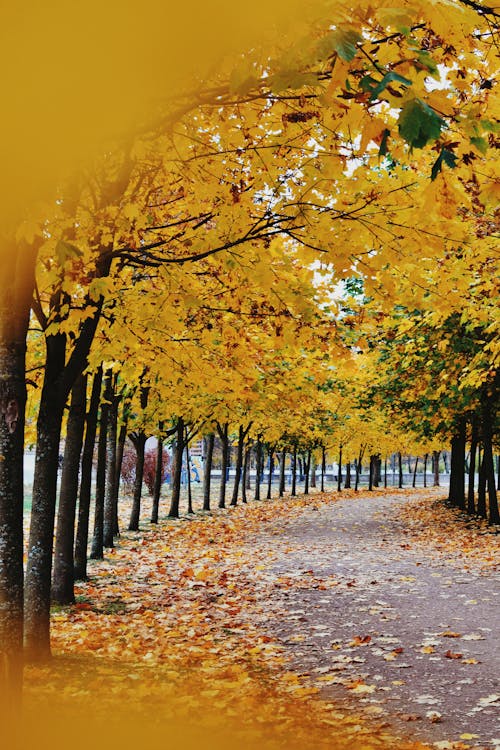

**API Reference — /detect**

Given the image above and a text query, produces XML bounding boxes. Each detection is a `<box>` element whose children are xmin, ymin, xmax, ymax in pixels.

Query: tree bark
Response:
<box><xmin>337</xmin><ymin>446</ymin><xmax>343</xmax><ymax>492</ymax></box>
<box><xmin>217</xmin><ymin>422</ymin><xmax>229</xmax><ymax>509</ymax></box>
<box><xmin>291</xmin><ymin>443</ymin><xmax>297</xmax><ymax>497</ymax></box>
<box><xmin>345</xmin><ymin>460</ymin><xmax>352</xmax><ymax>489</ymax></box>
<box><xmin>398</xmin><ymin>451</ymin><xmax>403</xmax><ymax>489</ymax></box>
<box><xmin>310</xmin><ymin>453</ymin><xmax>317</xmax><ymax>489</ymax></box>
<box><xmin>231</xmin><ymin>425</ymin><xmax>246</xmax><ymax>506</ymax></box>
<box><xmin>113</xmin><ymin>418</ymin><xmax>127</xmax><ymax>536</ymax></box>
<box><xmin>254</xmin><ymin>435</ymin><xmax>263</xmax><ymax>501</ymax></box>
<box><xmin>266</xmin><ymin>447</ymin><xmax>275</xmax><ymax>499</ymax></box>
<box><xmin>151</xmin><ymin>430</ymin><xmax>164</xmax><ymax>524</ymax></box>
<box><xmin>477</xmin><ymin>448</ymin><xmax>487</xmax><ymax>518</ymax></box>
<box><xmin>168</xmin><ymin>417</ymin><xmax>184</xmax><ymax>518</ymax></box>
<box><xmin>128</xmin><ymin>431</ymin><xmax>146</xmax><ymax>530</ymax></box>
<box><xmin>103</xmin><ymin>371</ymin><xmax>117</xmax><ymax>548</ymax></box>
<box><xmin>412</xmin><ymin>456</ymin><xmax>419</xmax><ymax>488</ymax></box>
<box><xmin>24</xmin><ymin>331</ymin><xmax>67</xmax><ymax>662</ymax></box>
<box><xmin>467</xmin><ymin>421</ymin><xmax>478</xmax><ymax>515</ymax></box>
<box><xmin>448</xmin><ymin>419</ymin><xmax>466</xmax><ymax>509</ymax></box>
<box><xmin>185</xmin><ymin>430</ymin><xmax>193</xmax><ymax>514</ymax></box>
<box><xmin>303</xmin><ymin>449</ymin><xmax>311</xmax><ymax>495</ymax></box>
<box><xmin>90</xmin><ymin>397</ymin><xmax>110</xmax><ymax>560</ymax></box>
<box><xmin>279</xmin><ymin>448</ymin><xmax>286</xmax><ymax>497</ymax></box>
<box><xmin>0</xmin><ymin>240</ymin><xmax>37</xmax><ymax>701</ymax></box>
<box><xmin>52</xmin><ymin>373</ymin><xmax>87</xmax><ymax>605</ymax></box>
<box><xmin>74</xmin><ymin>367</ymin><xmax>102</xmax><ymax>581</ymax></box>
<box><xmin>242</xmin><ymin>445</ymin><xmax>250</xmax><ymax>503</ymax></box>
<box><xmin>433</xmin><ymin>450</ymin><xmax>440</xmax><ymax>486</ymax></box>
<box><xmin>320</xmin><ymin>446</ymin><xmax>326</xmax><ymax>492</ymax></box>
<box><xmin>25</xmin><ymin>269</ymin><xmax>107</xmax><ymax>662</ymax></box>
<box><xmin>202</xmin><ymin>432</ymin><xmax>214</xmax><ymax>511</ymax></box>
<box><xmin>482</xmin><ymin>401</ymin><xmax>499</xmax><ymax>525</ymax></box>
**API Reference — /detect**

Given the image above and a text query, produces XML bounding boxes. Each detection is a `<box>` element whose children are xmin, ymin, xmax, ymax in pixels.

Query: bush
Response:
<box><xmin>143</xmin><ymin>447</ymin><xmax>171</xmax><ymax>495</ymax></box>
<box><xmin>120</xmin><ymin>443</ymin><xmax>171</xmax><ymax>495</ymax></box>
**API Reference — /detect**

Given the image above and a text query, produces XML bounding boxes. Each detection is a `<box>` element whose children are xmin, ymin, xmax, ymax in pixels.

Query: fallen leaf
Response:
<box><xmin>444</xmin><ymin>650</ymin><xmax>463</xmax><ymax>659</ymax></box>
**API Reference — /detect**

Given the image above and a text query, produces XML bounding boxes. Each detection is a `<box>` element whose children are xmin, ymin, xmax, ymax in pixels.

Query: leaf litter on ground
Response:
<box><xmin>23</xmin><ymin>488</ymin><xmax>498</xmax><ymax>750</ymax></box>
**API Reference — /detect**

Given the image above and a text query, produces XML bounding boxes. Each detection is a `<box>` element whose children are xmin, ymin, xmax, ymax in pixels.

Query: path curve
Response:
<box><xmin>242</xmin><ymin>490</ymin><xmax>499</xmax><ymax>748</ymax></box>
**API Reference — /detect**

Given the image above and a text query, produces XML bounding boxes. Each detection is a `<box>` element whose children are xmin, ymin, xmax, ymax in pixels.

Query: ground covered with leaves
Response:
<box><xmin>23</xmin><ymin>488</ymin><xmax>499</xmax><ymax>750</ymax></box>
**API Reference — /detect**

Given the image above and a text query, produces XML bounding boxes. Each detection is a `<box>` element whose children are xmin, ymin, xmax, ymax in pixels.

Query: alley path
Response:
<box><xmin>241</xmin><ymin>490</ymin><xmax>499</xmax><ymax>748</ymax></box>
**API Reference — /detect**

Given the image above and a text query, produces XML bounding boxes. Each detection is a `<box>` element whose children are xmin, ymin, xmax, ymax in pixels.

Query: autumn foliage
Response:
<box><xmin>0</xmin><ymin>1</ymin><xmax>498</xmax><ymax>747</ymax></box>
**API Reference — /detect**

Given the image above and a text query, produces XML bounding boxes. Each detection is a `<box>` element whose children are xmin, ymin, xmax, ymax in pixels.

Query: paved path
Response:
<box><xmin>243</xmin><ymin>491</ymin><xmax>499</xmax><ymax>748</ymax></box>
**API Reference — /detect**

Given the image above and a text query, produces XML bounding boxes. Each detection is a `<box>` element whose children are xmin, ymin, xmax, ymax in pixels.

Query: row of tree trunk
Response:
<box><xmin>447</xmin><ymin>408</ymin><xmax>500</xmax><ymax>524</ymax></box>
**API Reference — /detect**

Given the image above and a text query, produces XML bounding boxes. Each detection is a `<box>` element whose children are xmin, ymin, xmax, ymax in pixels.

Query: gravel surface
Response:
<box><xmin>243</xmin><ymin>490</ymin><xmax>500</xmax><ymax>748</ymax></box>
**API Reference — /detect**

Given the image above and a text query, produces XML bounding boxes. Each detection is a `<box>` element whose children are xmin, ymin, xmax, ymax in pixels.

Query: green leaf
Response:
<box><xmin>379</xmin><ymin>128</ymin><xmax>390</xmax><ymax>157</ymax></box>
<box><xmin>319</xmin><ymin>29</ymin><xmax>362</xmax><ymax>62</ymax></box>
<box><xmin>369</xmin><ymin>71</ymin><xmax>412</xmax><ymax>101</ymax></box>
<box><xmin>417</xmin><ymin>50</ymin><xmax>438</xmax><ymax>77</ymax></box>
<box><xmin>55</xmin><ymin>240</ymin><xmax>83</xmax><ymax>266</ymax></box>
<box><xmin>360</xmin><ymin>75</ymin><xmax>378</xmax><ymax>93</ymax></box>
<box><xmin>431</xmin><ymin>148</ymin><xmax>458</xmax><ymax>181</ymax></box>
<box><xmin>398</xmin><ymin>98</ymin><xmax>445</xmax><ymax>149</ymax></box>
<box><xmin>442</xmin><ymin>149</ymin><xmax>458</xmax><ymax>169</ymax></box>
<box><xmin>480</xmin><ymin>119</ymin><xmax>499</xmax><ymax>134</ymax></box>
<box><xmin>470</xmin><ymin>136</ymin><xmax>488</xmax><ymax>154</ymax></box>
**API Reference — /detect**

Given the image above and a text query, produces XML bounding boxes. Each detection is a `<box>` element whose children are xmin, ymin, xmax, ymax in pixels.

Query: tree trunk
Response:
<box><xmin>25</xmin><ymin>266</ymin><xmax>107</xmax><ymax>661</ymax></box>
<box><xmin>217</xmin><ymin>422</ymin><xmax>229</xmax><ymax>509</ymax></box>
<box><xmin>368</xmin><ymin>454</ymin><xmax>374</xmax><ymax>492</ymax></box>
<box><xmin>24</xmin><ymin>332</ymin><xmax>67</xmax><ymax>662</ymax></box>
<box><xmin>310</xmin><ymin>454</ymin><xmax>317</xmax><ymax>488</ymax></box>
<box><xmin>477</xmin><ymin>448</ymin><xmax>487</xmax><ymax>518</ymax></box>
<box><xmin>0</xmin><ymin>241</ymin><xmax>36</xmax><ymax>700</ymax></box>
<box><xmin>202</xmin><ymin>433</ymin><xmax>214</xmax><ymax>511</ymax></box>
<box><xmin>482</xmin><ymin>401</ymin><xmax>499</xmax><ymax>525</ymax></box>
<box><xmin>423</xmin><ymin>454</ymin><xmax>428</xmax><ymax>488</ymax></box>
<box><xmin>291</xmin><ymin>443</ymin><xmax>297</xmax><ymax>497</ymax></box>
<box><xmin>345</xmin><ymin>460</ymin><xmax>352</xmax><ymax>489</ymax></box>
<box><xmin>374</xmin><ymin>455</ymin><xmax>381</xmax><ymax>487</ymax></box>
<box><xmin>433</xmin><ymin>450</ymin><xmax>440</xmax><ymax>486</ymax></box>
<box><xmin>185</xmin><ymin>431</ymin><xmax>193</xmax><ymax>514</ymax></box>
<box><xmin>304</xmin><ymin>449</ymin><xmax>311</xmax><ymax>495</ymax></box>
<box><xmin>168</xmin><ymin>417</ymin><xmax>184</xmax><ymax>518</ymax></box>
<box><xmin>254</xmin><ymin>435</ymin><xmax>263</xmax><ymax>501</ymax></box>
<box><xmin>52</xmin><ymin>373</ymin><xmax>87</xmax><ymax>605</ymax></box>
<box><xmin>412</xmin><ymin>456</ymin><xmax>419</xmax><ymax>488</ymax></box>
<box><xmin>113</xmin><ymin>419</ymin><xmax>127</xmax><ymax>536</ymax></box>
<box><xmin>467</xmin><ymin>422</ymin><xmax>478</xmax><ymax>516</ymax></box>
<box><xmin>449</xmin><ymin>420</ymin><xmax>466</xmax><ymax>509</ymax></box>
<box><xmin>151</xmin><ymin>431</ymin><xmax>164</xmax><ymax>524</ymax></box>
<box><xmin>320</xmin><ymin>446</ymin><xmax>326</xmax><ymax>492</ymax></box>
<box><xmin>74</xmin><ymin>368</ymin><xmax>102</xmax><ymax>581</ymax></box>
<box><xmin>398</xmin><ymin>452</ymin><xmax>403</xmax><ymax>489</ymax></box>
<box><xmin>128</xmin><ymin>431</ymin><xmax>146</xmax><ymax>530</ymax></box>
<box><xmin>384</xmin><ymin>457</ymin><xmax>387</xmax><ymax>489</ymax></box>
<box><xmin>337</xmin><ymin>445</ymin><xmax>343</xmax><ymax>492</ymax></box>
<box><xmin>266</xmin><ymin>447</ymin><xmax>275</xmax><ymax>500</ymax></box>
<box><xmin>242</xmin><ymin>445</ymin><xmax>250</xmax><ymax>503</ymax></box>
<box><xmin>231</xmin><ymin>426</ymin><xmax>243</xmax><ymax>506</ymax></box>
<box><xmin>279</xmin><ymin>447</ymin><xmax>286</xmax><ymax>498</ymax></box>
<box><xmin>90</xmin><ymin>398</ymin><xmax>110</xmax><ymax>559</ymax></box>
<box><xmin>245</xmin><ymin>448</ymin><xmax>252</xmax><ymax>490</ymax></box>
<box><xmin>103</xmin><ymin>371</ymin><xmax>117</xmax><ymax>548</ymax></box>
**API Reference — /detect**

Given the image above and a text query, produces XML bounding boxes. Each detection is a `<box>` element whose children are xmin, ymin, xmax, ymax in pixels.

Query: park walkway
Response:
<box><xmin>239</xmin><ymin>490</ymin><xmax>499</xmax><ymax>748</ymax></box>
